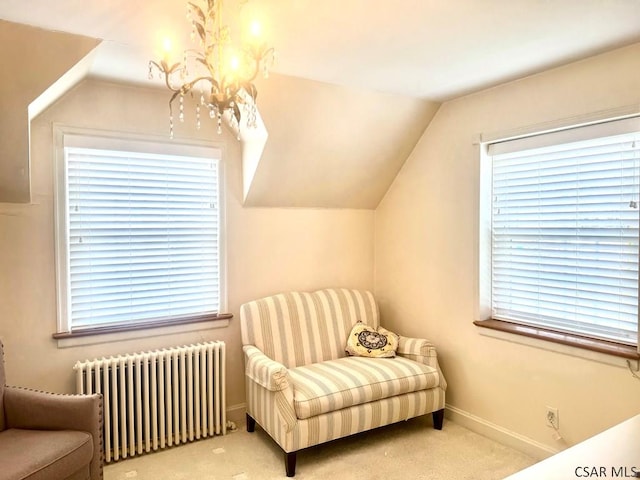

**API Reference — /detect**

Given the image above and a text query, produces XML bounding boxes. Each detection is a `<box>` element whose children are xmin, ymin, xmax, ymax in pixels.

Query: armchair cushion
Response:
<box><xmin>288</xmin><ymin>356</ymin><xmax>440</xmax><ymax>419</ymax></box>
<box><xmin>0</xmin><ymin>428</ymin><xmax>92</xmax><ymax>480</ymax></box>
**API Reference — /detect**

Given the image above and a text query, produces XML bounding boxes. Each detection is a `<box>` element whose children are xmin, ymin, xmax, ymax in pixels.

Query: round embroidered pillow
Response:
<box><xmin>345</xmin><ymin>322</ymin><xmax>399</xmax><ymax>358</ymax></box>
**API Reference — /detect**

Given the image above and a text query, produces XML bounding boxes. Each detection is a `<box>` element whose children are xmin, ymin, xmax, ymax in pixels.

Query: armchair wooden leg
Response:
<box><xmin>285</xmin><ymin>451</ymin><xmax>297</xmax><ymax>477</ymax></box>
<box><xmin>432</xmin><ymin>408</ymin><xmax>444</xmax><ymax>430</ymax></box>
<box><xmin>246</xmin><ymin>413</ymin><xmax>256</xmax><ymax>432</ymax></box>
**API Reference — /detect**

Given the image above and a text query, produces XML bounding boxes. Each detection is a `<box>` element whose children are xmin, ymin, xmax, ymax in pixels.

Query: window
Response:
<box><xmin>54</xmin><ymin>133</ymin><xmax>226</xmax><ymax>335</ymax></box>
<box><xmin>478</xmin><ymin>116</ymin><xmax>640</xmax><ymax>354</ymax></box>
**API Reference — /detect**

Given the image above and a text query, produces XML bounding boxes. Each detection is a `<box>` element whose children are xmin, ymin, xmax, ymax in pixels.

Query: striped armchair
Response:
<box><xmin>240</xmin><ymin>288</ymin><xmax>447</xmax><ymax>477</ymax></box>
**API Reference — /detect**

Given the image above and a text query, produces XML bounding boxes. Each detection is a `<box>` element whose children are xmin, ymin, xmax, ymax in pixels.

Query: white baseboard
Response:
<box><xmin>445</xmin><ymin>404</ymin><xmax>558</xmax><ymax>460</ymax></box>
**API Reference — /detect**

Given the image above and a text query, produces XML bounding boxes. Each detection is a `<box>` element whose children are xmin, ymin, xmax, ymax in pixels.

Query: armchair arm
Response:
<box><xmin>396</xmin><ymin>335</ymin><xmax>448</xmax><ymax>391</ymax></box>
<box><xmin>397</xmin><ymin>335</ymin><xmax>437</xmax><ymax>357</ymax></box>
<box><xmin>4</xmin><ymin>386</ymin><xmax>103</xmax><ymax>479</ymax></box>
<box><xmin>243</xmin><ymin>345</ymin><xmax>297</xmax><ymax>432</ymax></box>
<box><xmin>243</xmin><ymin>345</ymin><xmax>290</xmax><ymax>391</ymax></box>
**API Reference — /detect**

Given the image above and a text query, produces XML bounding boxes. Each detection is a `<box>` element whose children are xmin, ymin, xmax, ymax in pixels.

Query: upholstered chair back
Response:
<box><xmin>240</xmin><ymin>288</ymin><xmax>379</xmax><ymax>368</ymax></box>
<box><xmin>0</xmin><ymin>342</ymin><xmax>6</xmax><ymax>431</ymax></box>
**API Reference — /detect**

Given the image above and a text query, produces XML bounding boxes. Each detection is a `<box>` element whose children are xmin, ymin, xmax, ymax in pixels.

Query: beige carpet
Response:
<box><xmin>104</xmin><ymin>417</ymin><xmax>536</xmax><ymax>479</ymax></box>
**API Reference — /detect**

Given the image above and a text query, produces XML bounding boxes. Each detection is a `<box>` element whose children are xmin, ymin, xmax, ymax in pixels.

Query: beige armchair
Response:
<box><xmin>241</xmin><ymin>289</ymin><xmax>446</xmax><ymax>477</ymax></box>
<box><xmin>0</xmin><ymin>342</ymin><xmax>103</xmax><ymax>480</ymax></box>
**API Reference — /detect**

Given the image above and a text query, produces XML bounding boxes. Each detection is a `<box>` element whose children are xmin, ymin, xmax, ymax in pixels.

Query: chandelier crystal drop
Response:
<box><xmin>148</xmin><ymin>0</ymin><xmax>274</xmax><ymax>138</ymax></box>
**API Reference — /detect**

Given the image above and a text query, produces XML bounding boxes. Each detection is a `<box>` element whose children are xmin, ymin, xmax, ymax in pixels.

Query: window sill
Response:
<box><xmin>474</xmin><ymin>319</ymin><xmax>639</xmax><ymax>364</ymax></box>
<box><xmin>53</xmin><ymin>313</ymin><xmax>233</xmax><ymax>348</ymax></box>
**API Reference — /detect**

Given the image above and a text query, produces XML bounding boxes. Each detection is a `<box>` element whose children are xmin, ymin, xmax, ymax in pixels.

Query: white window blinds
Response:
<box><xmin>61</xmin><ymin>144</ymin><xmax>222</xmax><ymax>330</ymax></box>
<box><xmin>488</xmin><ymin>118</ymin><xmax>640</xmax><ymax>345</ymax></box>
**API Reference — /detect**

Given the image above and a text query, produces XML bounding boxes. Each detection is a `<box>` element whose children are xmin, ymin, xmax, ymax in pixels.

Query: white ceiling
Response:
<box><xmin>1</xmin><ymin>0</ymin><xmax>639</xmax><ymax>101</ymax></box>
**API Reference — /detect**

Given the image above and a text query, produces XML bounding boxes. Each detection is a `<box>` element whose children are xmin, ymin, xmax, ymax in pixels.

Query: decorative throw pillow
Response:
<box><xmin>345</xmin><ymin>322</ymin><xmax>399</xmax><ymax>358</ymax></box>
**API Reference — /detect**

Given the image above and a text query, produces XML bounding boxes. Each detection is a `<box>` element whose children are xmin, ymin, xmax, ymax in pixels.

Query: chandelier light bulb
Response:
<box><xmin>230</xmin><ymin>55</ymin><xmax>240</xmax><ymax>71</ymax></box>
<box><xmin>162</xmin><ymin>37</ymin><xmax>172</xmax><ymax>53</ymax></box>
<box><xmin>250</xmin><ymin>20</ymin><xmax>261</xmax><ymax>38</ymax></box>
<box><xmin>162</xmin><ymin>37</ymin><xmax>173</xmax><ymax>63</ymax></box>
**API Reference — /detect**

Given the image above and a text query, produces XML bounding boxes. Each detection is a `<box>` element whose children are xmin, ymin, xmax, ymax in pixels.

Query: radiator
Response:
<box><xmin>74</xmin><ymin>341</ymin><xmax>226</xmax><ymax>462</ymax></box>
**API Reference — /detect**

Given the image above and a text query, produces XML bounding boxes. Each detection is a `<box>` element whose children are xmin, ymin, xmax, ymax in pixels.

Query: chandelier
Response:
<box><xmin>148</xmin><ymin>0</ymin><xmax>274</xmax><ymax>138</ymax></box>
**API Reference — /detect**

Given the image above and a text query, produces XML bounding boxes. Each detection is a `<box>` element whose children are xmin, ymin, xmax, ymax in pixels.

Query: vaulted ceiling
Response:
<box><xmin>1</xmin><ymin>0</ymin><xmax>639</xmax><ymax>206</ymax></box>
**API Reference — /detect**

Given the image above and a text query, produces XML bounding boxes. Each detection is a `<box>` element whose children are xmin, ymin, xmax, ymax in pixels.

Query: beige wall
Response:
<box><xmin>0</xmin><ymin>79</ymin><xmax>375</xmax><ymax>414</ymax></box>
<box><xmin>0</xmin><ymin>20</ymin><xmax>99</xmax><ymax>203</ymax></box>
<box><xmin>375</xmin><ymin>42</ymin><xmax>640</xmax><ymax>453</ymax></box>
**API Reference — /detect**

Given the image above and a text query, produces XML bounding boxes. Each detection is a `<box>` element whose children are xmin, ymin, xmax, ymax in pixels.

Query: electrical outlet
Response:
<box><xmin>546</xmin><ymin>406</ymin><xmax>559</xmax><ymax>429</ymax></box>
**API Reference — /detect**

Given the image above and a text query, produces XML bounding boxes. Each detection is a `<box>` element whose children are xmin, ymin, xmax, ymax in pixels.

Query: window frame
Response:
<box><xmin>476</xmin><ymin>111</ymin><xmax>640</xmax><ymax>360</ymax></box>
<box><xmin>52</xmin><ymin>127</ymin><xmax>230</xmax><ymax>341</ymax></box>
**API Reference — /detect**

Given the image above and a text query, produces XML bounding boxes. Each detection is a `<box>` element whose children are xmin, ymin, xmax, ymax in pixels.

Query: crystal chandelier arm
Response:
<box><xmin>169</xmin><ymin>89</ymin><xmax>182</xmax><ymax>108</ymax></box>
<box><xmin>152</xmin><ymin>54</ymin><xmax>220</xmax><ymax>96</ymax></box>
<box><xmin>239</xmin><ymin>81</ymin><xmax>257</xmax><ymax>102</ymax></box>
<box><xmin>178</xmin><ymin>76</ymin><xmax>219</xmax><ymax>97</ymax></box>
<box><xmin>242</xmin><ymin>55</ymin><xmax>260</xmax><ymax>84</ymax></box>
<box><xmin>243</xmin><ymin>45</ymin><xmax>275</xmax><ymax>84</ymax></box>
<box><xmin>149</xmin><ymin>60</ymin><xmax>187</xmax><ymax>93</ymax></box>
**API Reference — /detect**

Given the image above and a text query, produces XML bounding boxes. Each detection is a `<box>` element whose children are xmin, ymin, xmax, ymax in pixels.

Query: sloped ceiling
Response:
<box><xmin>0</xmin><ymin>20</ymin><xmax>99</xmax><ymax>203</ymax></box>
<box><xmin>246</xmin><ymin>74</ymin><xmax>439</xmax><ymax>208</ymax></box>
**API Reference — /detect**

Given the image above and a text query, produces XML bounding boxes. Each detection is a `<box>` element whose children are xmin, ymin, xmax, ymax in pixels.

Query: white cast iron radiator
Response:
<box><xmin>74</xmin><ymin>341</ymin><xmax>226</xmax><ymax>462</ymax></box>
